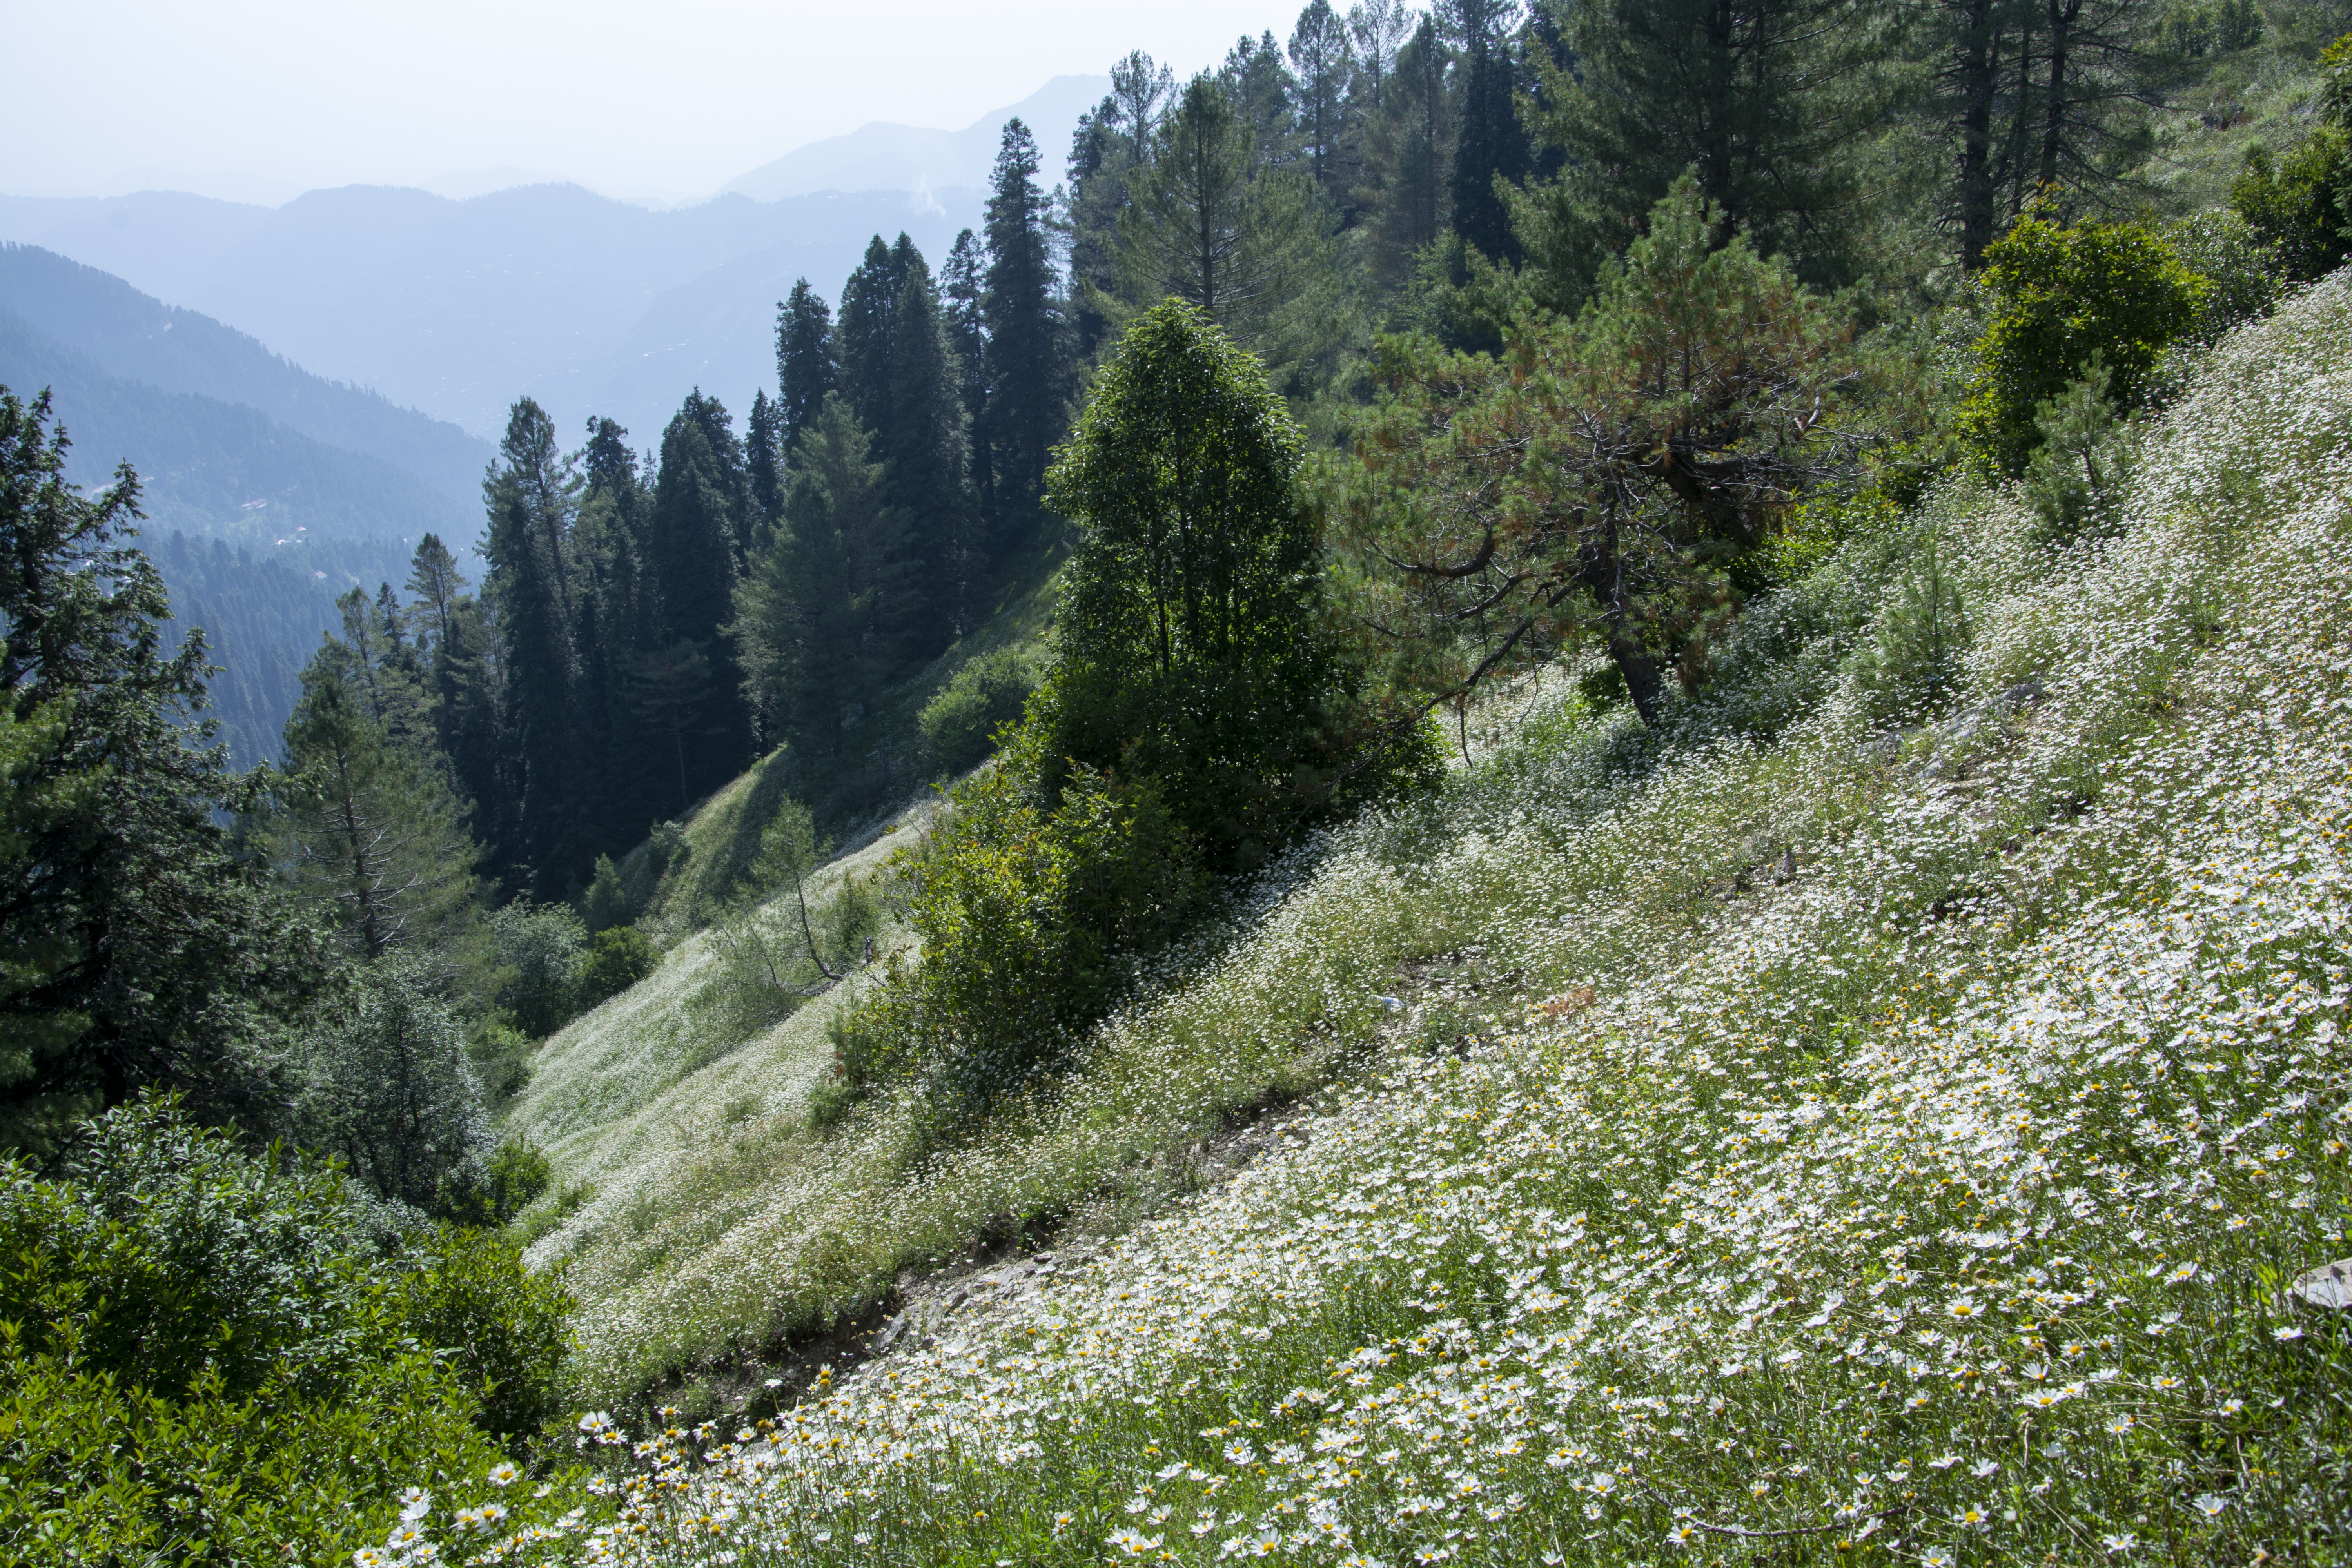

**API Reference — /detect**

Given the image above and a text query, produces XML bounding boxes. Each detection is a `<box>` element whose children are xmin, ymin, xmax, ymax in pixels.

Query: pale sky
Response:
<box><xmin>0</xmin><ymin>0</ymin><xmax>1295</xmax><ymax>206</ymax></box>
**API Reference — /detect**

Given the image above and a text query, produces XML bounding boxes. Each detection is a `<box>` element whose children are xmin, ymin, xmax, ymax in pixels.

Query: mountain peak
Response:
<box><xmin>718</xmin><ymin>74</ymin><xmax>1109</xmax><ymax>203</ymax></box>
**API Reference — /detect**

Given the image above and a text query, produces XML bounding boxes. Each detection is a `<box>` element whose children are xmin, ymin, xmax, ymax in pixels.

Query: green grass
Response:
<box><xmin>477</xmin><ymin>274</ymin><xmax>2352</xmax><ymax>1568</ymax></box>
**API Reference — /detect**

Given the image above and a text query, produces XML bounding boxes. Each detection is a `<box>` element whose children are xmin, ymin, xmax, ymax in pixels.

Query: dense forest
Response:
<box><xmin>7</xmin><ymin>0</ymin><xmax>2352</xmax><ymax>1560</ymax></box>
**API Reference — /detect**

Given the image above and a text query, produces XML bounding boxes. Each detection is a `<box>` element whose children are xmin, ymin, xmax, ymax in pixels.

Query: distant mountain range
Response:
<box><xmin>0</xmin><ymin>251</ymin><xmax>468</xmax><ymax>768</ymax></box>
<box><xmin>719</xmin><ymin>76</ymin><xmax>1106</xmax><ymax>203</ymax></box>
<box><xmin>0</xmin><ymin>76</ymin><xmax>1105</xmax><ymax>447</ymax></box>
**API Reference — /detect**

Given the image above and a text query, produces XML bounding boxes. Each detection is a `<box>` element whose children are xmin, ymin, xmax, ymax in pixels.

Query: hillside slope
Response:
<box><xmin>526</xmin><ymin>274</ymin><xmax>2352</xmax><ymax>1564</ymax></box>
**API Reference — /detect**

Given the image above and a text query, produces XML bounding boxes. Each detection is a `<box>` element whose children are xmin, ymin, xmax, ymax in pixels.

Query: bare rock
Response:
<box><xmin>2289</xmin><ymin>1258</ymin><xmax>2352</xmax><ymax>1312</ymax></box>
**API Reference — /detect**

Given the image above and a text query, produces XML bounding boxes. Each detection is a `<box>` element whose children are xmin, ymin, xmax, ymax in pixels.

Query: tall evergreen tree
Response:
<box><xmin>405</xmin><ymin>534</ymin><xmax>503</xmax><ymax>855</ymax></box>
<box><xmin>1446</xmin><ymin>0</ymin><xmax>1532</xmax><ymax>261</ymax></box>
<box><xmin>1065</xmin><ymin>54</ymin><xmax>1177</xmax><ymax>359</ymax></box>
<box><xmin>982</xmin><ymin>120</ymin><xmax>1069</xmax><ymax>528</ymax></box>
<box><xmin>481</xmin><ymin>398</ymin><xmax>580</xmax><ymax>897</ymax></box>
<box><xmin>1221</xmin><ymin>31</ymin><xmax>1302</xmax><ymax>167</ymax></box>
<box><xmin>0</xmin><ymin>387</ymin><xmax>325</xmax><ymax>1151</ymax></box>
<box><xmin>776</xmin><ymin>280</ymin><xmax>838</xmax><ymax>454</ymax></box>
<box><xmin>746</xmin><ymin>388</ymin><xmax>785</xmax><ymax>528</ymax></box>
<box><xmin>273</xmin><ymin>652</ymin><xmax>481</xmax><ymax>967</ymax></box>
<box><xmin>943</xmin><ymin>228</ymin><xmax>995</xmax><ymax>514</ymax></box>
<box><xmin>1358</xmin><ymin>16</ymin><xmax>1457</xmax><ymax>289</ymax></box>
<box><xmin>1118</xmin><ymin>75</ymin><xmax>1333</xmax><ymax>360</ymax></box>
<box><xmin>733</xmin><ymin>396</ymin><xmax>888</xmax><ymax>760</ymax></box>
<box><xmin>573</xmin><ymin>418</ymin><xmax>659</xmax><ymax>851</ymax></box>
<box><xmin>1290</xmin><ymin>1</ymin><xmax>1357</xmax><ymax>201</ymax></box>
<box><xmin>1521</xmin><ymin>0</ymin><xmax>1901</xmax><ymax>296</ymax></box>
<box><xmin>646</xmin><ymin>393</ymin><xmax>752</xmax><ymax>804</ymax></box>
<box><xmin>882</xmin><ymin>247</ymin><xmax>974</xmax><ymax>644</ymax></box>
<box><xmin>838</xmin><ymin>237</ymin><xmax>912</xmax><ymax>437</ymax></box>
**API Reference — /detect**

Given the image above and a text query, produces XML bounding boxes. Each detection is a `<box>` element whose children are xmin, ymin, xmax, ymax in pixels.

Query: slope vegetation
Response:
<box><xmin>528</xmin><ymin>273</ymin><xmax>2352</xmax><ymax>1564</ymax></box>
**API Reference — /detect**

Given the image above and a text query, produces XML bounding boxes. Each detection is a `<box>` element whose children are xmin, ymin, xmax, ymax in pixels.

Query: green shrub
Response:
<box><xmin>436</xmin><ymin>1134</ymin><xmax>552</xmax><ymax>1230</ymax></box>
<box><xmin>1853</xmin><ymin>527</ymin><xmax>1972</xmax><ymax>722</ymax></box>
<box><xmin>578</xmin><ymin>924</ymin><xmax>658</xmax><ymax>1007</ymax></box>
<box><xmin>300</xmin><ymin>961</ymin><xmax>491</xmax><ymax>1214</ymax></box>
<box><xmin>492</xmin><ymin>900</ymin><xmax>587</xmax><ymax>1037</ymax></box>
<box><xmin>918</xmin><ymin>648</ymin><xmax>1037</xmax><ymax>774</ymax></box>
<box><xmin>2165</xmin><ymin>209</ymin><xmax>2285</xmax><ymax>342</ymax></box>
<box><xmin>581</xmin><ymin>852</ymin><xmax>634</xmax><ymax>933</ymax></box>
<box><xmin>2019</xmin><ymin>362</ymin><xmax>2138</xmax><ymax>548</ymax></box>
<box><xmin>384</xmin><ymin>1223</ymin><xmax>572</xmax><ymax>1444</ymax></box>
<box><xmin>0</xmin><ymin>1100</ymin><xmax>593</xmax><ymax>1563</ymax></box>
<box><xmin>1961</xmin><ymin>210</ymin><xmax>2206</xmax><ymax>473</ymax></box>
<box><xmin>467</xmin><ymin>1016</ymin><xmax>535</xmax><ymax>1110</ymax></box>
<box><xmin>2229</xmin><ymin>34</ymin><xmax>2352</xmax><ymax>282</ymax></box>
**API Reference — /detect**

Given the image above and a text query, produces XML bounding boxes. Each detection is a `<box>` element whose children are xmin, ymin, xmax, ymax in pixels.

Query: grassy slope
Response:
<box><xmin>507</xmin><ymin>535</ymin><xmax>1066</xmax><ymax>1327</ymax></box>
<box><xmin>542</xmin><ymin>275</ymin><xmax>2352</xmax><ymax>1565</ymax></box>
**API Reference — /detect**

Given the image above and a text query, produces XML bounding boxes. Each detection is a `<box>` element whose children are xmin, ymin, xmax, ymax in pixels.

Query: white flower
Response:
<box><xmin>2275</xmin><ymin>1325</ymin><xmax>2306</xmax><ymax>1342</ymax></box>
<box><xmin>486</xmin><ymin>1462</ymin><xmax>519</xmax><ymax>1488</ymax></box>
<box><xmin>1108</xmin><ymin>1528</ymin><xmax>1164</xmax><ymax>1555</ymax></box>
<box><xmin>2193</xmin><ymin>1495</ymin><xmax>2229</xmax><ymax>1519</ymax></box>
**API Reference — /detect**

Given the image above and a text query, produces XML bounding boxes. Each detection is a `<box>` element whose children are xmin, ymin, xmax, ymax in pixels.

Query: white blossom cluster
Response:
<box><xmin>538</xmin><ymin>276</ymin><xmax>2352</xmax><ymax>1566</ymax></box>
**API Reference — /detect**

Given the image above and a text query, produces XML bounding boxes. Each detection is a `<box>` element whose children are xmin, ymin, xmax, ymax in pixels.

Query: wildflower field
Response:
<box><xmin>475</xmin><ymin>275</ymin><xmax>2352</xmax><ymax>1567</ymax></box>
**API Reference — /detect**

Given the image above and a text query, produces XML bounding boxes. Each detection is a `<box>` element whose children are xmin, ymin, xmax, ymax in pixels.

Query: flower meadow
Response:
<box><xmin>448</xmin><ymin>275</ymin><xmax>2352</xmax><ymax>1567</ymax></box>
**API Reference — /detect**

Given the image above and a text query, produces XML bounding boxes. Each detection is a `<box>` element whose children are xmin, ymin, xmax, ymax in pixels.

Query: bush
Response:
<box><xmin>1961</xmin><ymin>210</ymin><xmax>2206</xmax><ymax>473</ymax></box>
<box><xmin>436</xmin><ymin>1134</ymin><xmax>552</xmax><ymax>1229</ymax></box>
<box><xmin>0</xmin><ymin>1100</ymin><xmax>593</xmax><ymax>1563</ymax></box>
<box><xmin>301</xmin><ymin>961</ymin><xmax>492</xmax><ymax>1215</ymax></box>
<box><xmin>2229</xmin><ymin>34</ymin><xmax>2352</xmax><ymax>283</ymax></box>
<box><xmin>918</xmin><ymin>648</ymin><xmax>1038</xmax><ymax>774</ymax></box>
<box><xmin>467</xmin><ymin>1016</ymin><xmax>534</xmax><ymax>1111</ymax></box>
<box><xmin>1853</xmin><ymin>527</ymin><xmax>1972</xmax><ymax>723</ymax></box>
<box><xmin>385</xmin><ymin>1221</ymin><xmax>572</xmax><ymax>1443</ymax></box>
<box><xmin>492</xmin><ymin>900</ymin><xmax>587</xmax><ymax>1037</ymax></box>
<box><xmin>578</xmin><ymin>924</ymin><xmax>658</xmax><ymax>1007</ymax></box>
<box><xmin>581</xmin><ymin>852</ymin><xmax>634</xmax><ymax>933</ymax></box>
<box><xmin>2019</xmin><ymin>363</ymin><xmax>2138</xmax><ymax>549</ymax></box>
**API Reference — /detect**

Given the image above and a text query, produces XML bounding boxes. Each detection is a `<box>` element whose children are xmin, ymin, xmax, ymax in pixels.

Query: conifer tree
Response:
<box><xmin>733</xmin><ymin>396</ymin><xmax>887</xmax><ymax>759</ymax></box>
<box><xmin>981</xmin><ymin>120</ymin><xmax>1069</xmax><ymax>528</ymax></box>
<box><xmin>647</xmin><ymin>393</ymin><xmax>752</xmax><ymax>803</ymax></box>
<box><xmin>1065</xmin><ymin>54</ymin><xmax>1176</xmax><ymax>359</ymax></box>
<box><xmin>1445</xmin><ymin>0</ymin><xmax>1531</xmax><ymax>262</ymax></box>
<box><xmin>1521</xmin><ymin>0</ymin><xmax>1900</xmax><ymax>296</ymax></box>
<box><xmin>776</xmin><ymin>280</ymin><xmax>838</xmax><ymax>452</ymax></box>
<box><xmin>882</xmin><ymin>247</ymin><xmax>973</xmax><ymax>644</ymax></box>
<box><xmin>838</xmin><ymin>237</ymin><xmax>911</xmax><ymax>436</ymax></box>
<box><xmin>942</xmin><ymin>228</ymin><xmax>994</xmax><ymax>512</ymax></box>
<box><xmin>1118</xmin><ymin>75</ymin><xmax>1332</xmax><ymax>360</ymax></box>
<box><xmin>0</xmin><ymin>387</ymin><xmax>325</xmax><ymax>1150</ymax></box>
<box><xmin>273</xmin><ymin>653</ymin><xmax>482</xmax><ymax>966</ymax></box>
<box><xmin>573</xmin><ymin>419</ymin><xmax>659</xmax><ymax>851</ymax></box>
<box><xmin>405</xmin><ymin>534</ymin><xmax>503</xmax><ymax>855</ymax></box>
<box><xmin>747</xmin><ymin>388</ymin><xmax>785</xmax><ymax>528</ymax></box>
<box><xmin>1357</xmin><ymin>16</ymin><xmax>1457</xmax><ymax>289</ymax></box>
<box><xmin>482</xmin><ymin>398</ymin><xmax>580</xmax><ymax>896</ymax></box>
<box><xmin>1290</xmin><ymin>1</ymin><xmax>1357</xmax><ymax>201</ymax></box>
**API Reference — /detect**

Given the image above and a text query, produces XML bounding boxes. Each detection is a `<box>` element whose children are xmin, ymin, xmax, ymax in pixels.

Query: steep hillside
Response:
<box><xmin>0</xmin><ymin>244</ymin><xmax>492</xmax><ymax>505</ymax></box>
<box><xmin>523</xmin><ymin>276</ymin><xmax>2352</xmax><ymax>1564</ymax></box>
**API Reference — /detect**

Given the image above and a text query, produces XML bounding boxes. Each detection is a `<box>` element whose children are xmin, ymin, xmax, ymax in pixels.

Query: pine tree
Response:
<box><xmin>1117</xmin><ymin>75</ymin><xmax>1333</xmax><ymax>359</ymax></box>
<box><xmin>0</xmin><ymin>387</ymin><xmax>326</xmax><ymax>1150</ymax></box>
<box><xmin>405</xmin><ymin>534</ymin><xmax>504</xmax><ymax>859</ymax></box>
<box><xmin>747</xmin><ymin>388</ymin><xmax>785</xmax><ymax>528</ymax></box>
<box><xmin>1290</xmin><ymin>1</ymin><xmax>1357</xmax><ymax>202</ymax></box>
<box><xmin>1445</xmin><ymin>0</ymin><xmax>1531</xmax><ymax>262</ymax></box>
<box><xmin>733</xmin><ymin>396</ymin><xmax>887</xmax><ymax>760</ymax></box>
<box><xmin>1221</xmin><ymin>31</ymin><xmax>1301</xmax><ymax>168</ymax></box>
<box><xmin>1357</xmin><ymin>16</ymin><xmax>1457</xmax><ymax>289</ymax></box>
<box><xmin>942</xmin><ymin>228</ymin><xmax>994</xmax><ymax>514</ymax></box>
<box><xmin>776</xmin><ymin>280</ymin><xmax>838</xmax><ymax>453</ymax></box>
<box><xmin>647</xmin><ymin>393</ymin><xmax>752</xmax><ymax>804</ymax></box>
<box><xmin>1065</xmin><ymin>54</ymin><xmax>1176</xmax><ymax>359</ymax></box>
<box><xmin>573</xmin><ymin>419</ymin><xmax>659</xmax><ymax>852</ymax></box>
<box><xmin>1521</xmin><ymin>0</ymin><xmax>1901</xmax><ymax>296</ymax></box>
<box><xmin>882</xmin><ymin>245</ymin><xmax>973</xmax><ymax>644</ymax></box>
<box><xmin>482</xmin><ymin>398</ymin><xmax>580</xmax><ymax>897</ymax></box>
<box><xmin>838</xmin><ymin>237</ymin><xmax>911</xmax><ymax>437</ymax></box>
<box><xmin>981</xmin><ymin>120</ymin><xmax>1069</xmax><ymax>530</ymax></box>
<box><xmin>274</xmin><ymin>651</ymin><xmax>482</xmax><ymax>966</ymax></box>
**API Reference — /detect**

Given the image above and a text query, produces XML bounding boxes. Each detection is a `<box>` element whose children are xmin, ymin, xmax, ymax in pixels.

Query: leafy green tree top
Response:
<box><xmin>1045</xmin><ymin>300</ymin><xmax>1340</xmax><ymax>869</ymax></box>
<box><xmin>1961</xmin><ymin>210</ymin><xmax>2206</xmax><ymax>473</ymax></box>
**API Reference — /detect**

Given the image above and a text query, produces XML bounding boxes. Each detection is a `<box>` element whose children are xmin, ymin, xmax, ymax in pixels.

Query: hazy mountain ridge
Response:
<box><xmin>0</xmin><ymin>183</ymin><xmax>980</xmax><ymax>445</ymax></box>
<box><xmin>719</xmin><ymin>75</ymin><xmax>1108</xmax><ymax>201</ymax></box>
<box><xmin>0</xmin><ymin>244</ymin><xmax>493</xmax><ymax>505</ymax></box>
